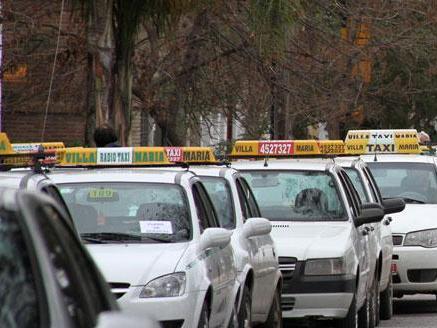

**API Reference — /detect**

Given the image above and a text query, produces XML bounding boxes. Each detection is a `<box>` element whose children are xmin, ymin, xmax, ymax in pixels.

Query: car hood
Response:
<box><xmin>87</xmin><ymin>243</ymin><xmax>189</xmax><ymax>286</ymax></box>
<box><xmin>270</xmin><ymin>221</ymin><xmax>353</xmax><ymax>261</ymax></box>
<box><xmin>389</xmin><ymin>204</ymin><xmax>437</xmax><ymax>234</ymax></box>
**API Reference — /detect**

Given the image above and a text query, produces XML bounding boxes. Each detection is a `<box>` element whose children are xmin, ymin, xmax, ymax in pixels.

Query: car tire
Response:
<box><xmin>228</xmin><ymin>300</ymin><xmax>239</xmax><ymax>328</ymax></box>
<box><xmin>238</xmin><ymin>285</ymin><xmax>252</xmax><ymax>328</ymax></box>
<box><xmin>369</xmin><ymin>275</ymin><xmax>379</xmax><ymax>328</ymax></box>
<box><xmin>337</xmin><ymin>294</ymin><xmax>358</xmax><ymax>328</ymax></box>
<box><xmin>358</xmin><ymin>292</ymin><xmax>370</xmax><ymax>328</ymax></box>
<box><xmin>198</xmin><ymin>300</ymin><xmax>210</xmax><ymax>328</ymax></box>
<box><xmin>259</xmin><ymin>288</ymin><xmax>282</xmax><ymax>328</ymax></box>
<box><xmin>379</xmin><ymin>274</ymin><xmax>393</xmax><ymax>320</ymax></box>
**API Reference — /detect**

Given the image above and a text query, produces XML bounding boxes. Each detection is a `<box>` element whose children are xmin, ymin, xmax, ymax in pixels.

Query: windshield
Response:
<box><xmin>201</xmin><ymin>177</ymin><xmax>235</xmax><ymax>229</ymax></box>
<box><xmin>367</xmin><ymin>162</ymin><xmax>437</xmax><ymax>204</ymax></box>
<box><xmin>344</xmin><ymin>168</ymin><xmax>370</xmax><ymax>203</ymax></box>
<box><xmin>241</xmin><ymin>170</ymin><xmax>346</xmax><ymax>221</ymax></box>
<box><xmin>59</xmin><ymin>182</ymin><xmax>191</xmax><ymax>243</ymax></box>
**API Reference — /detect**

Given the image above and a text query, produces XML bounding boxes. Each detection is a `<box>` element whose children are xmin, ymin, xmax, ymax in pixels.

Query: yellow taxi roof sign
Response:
<box><xmin>317</xmin><ymin>140</ymin><xmax>345</xmax><ymax>155</ymax></box>
<box><xmin>230</xmin><ymin>140</ymin><xmax>332</xmax><ymax>157</ymax></box>
<box><xmin>12</xmin><ymin>142</ymin><xmax>65</xmax><ymax>153</ymax></box>
<box><xmin>345</xmin><ymin>129</ymin><xmax>421</xmax><ymax>154</ymax></box>
<box><xmin>58</xmin><ymin>147</ymin><xmax>171</xmax><ymax>166</ymax></box>
<box><xmin>0</xmin><ymin>133</ymin><xmax>15</xmax><ymax>155</ymax></box>
<box><xmin>165</xmin><ymin>147</ymin><xmax>218</xmax><ymax>163</ymax></box>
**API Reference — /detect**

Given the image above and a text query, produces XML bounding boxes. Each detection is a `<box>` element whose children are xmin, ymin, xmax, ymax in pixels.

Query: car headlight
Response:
<box><xmin>404</xmin><ymin>229</ymin><xmax>437</xmax><ymax>248</ymax></box>
<box><xmin>305</xmin><ymin>258</ymin><xmax>347</xmax><ymax>276</ymax></box>
<box><xmin>139</xmin><ymin>272</ymin><xmax>186</xmax><ymax>298</ymax></box>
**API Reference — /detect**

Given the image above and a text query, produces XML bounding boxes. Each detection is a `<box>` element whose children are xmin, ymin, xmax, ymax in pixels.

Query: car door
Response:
<box><xmin>337</xmin><ymin>169</ymin><xmax>370</xmax><ymax>308</ymax></box>
<box><xmin>192</xmin><ymin>182</ymin><xmax>235</xmax><ymax>326</ymax></box>
<box><xmin>0</xmin><ymin>204</ymin><xmax>56</xmax><ymax>328</ymax></box>
<box><xmin>363</xmin><ymin>166</ymin><xmax>393</xmax><ymax>289</ymax></box>
<box><xmin>19</xmin><ymin>193</ymin><xmax>118</xmax><ymax>327</ymax></box>
<box><xmin>236</xmin><ymin>177</ymin><xmax>276</xmax><ymax>314</ymax></box>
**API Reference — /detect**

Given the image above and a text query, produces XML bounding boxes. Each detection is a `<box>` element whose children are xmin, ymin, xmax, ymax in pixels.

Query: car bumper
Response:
<box><xmin>392</xmin><ymin>246</ymin><xmax>437</xmax><ymax>294</ymax></box>
<box><xmin>119</xmin><ymin>289</ymin><xmax>204</xmax><ymax>328</ymax></box>
<box><xmin>282</xmin><ymin>292</ymin><xmax>354</xmax><ymax>319</ymax></box>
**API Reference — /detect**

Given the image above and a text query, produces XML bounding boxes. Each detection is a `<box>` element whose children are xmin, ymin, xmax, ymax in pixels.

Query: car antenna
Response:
<box><xmin>373</xmin><ymin>153</ymin><xmax>378</xmax><ymax>162</ymax></box>
<box><xmin>263</xmin><ymin>156</ymin><xmax>269</xmax><ymax>167</ymax></box>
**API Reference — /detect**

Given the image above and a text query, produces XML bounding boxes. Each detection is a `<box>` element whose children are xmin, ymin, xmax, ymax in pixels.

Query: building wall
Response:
<box><xmin>3</xmin><ymin>110</ymin><xmax>86</xmax><ymax>144</ymax></box>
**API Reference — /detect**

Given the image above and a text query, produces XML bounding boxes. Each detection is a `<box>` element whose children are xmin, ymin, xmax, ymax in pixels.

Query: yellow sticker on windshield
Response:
<box><xmin>88</xmin><ymin>188</ymin><xmax>116</xmax><ymax>200</ymax></box>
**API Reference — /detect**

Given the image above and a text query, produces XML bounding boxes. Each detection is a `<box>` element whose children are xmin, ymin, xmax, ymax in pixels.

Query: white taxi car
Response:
<box><xmin>231</xmin><ymin>140</ymin><xmax>385</xmax><ymax>328</ymax></box>
<box><xmin>336</xmin><ymin>157</ymin><xmax>405</xmax><ymax>322</ymax></box>
<box><xmin>191</xmin><ymin>164</ymin><xmax>282</xmax><ymax>327</ymax></box>
<box><xmin>48</xmin><ymin>147</ymin><xmax>240</xmax><ymax>328</ymax></box>
<box><xmin>349</xmin><ymin>129</ymin><xmax>437</xmax><ymax>300</ymax></box>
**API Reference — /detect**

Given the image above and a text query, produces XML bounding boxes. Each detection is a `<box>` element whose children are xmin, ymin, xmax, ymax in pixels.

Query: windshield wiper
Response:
<box><xmin>400</xmin><ymin>197</ymin><xmax>425</xmax><ymax>204</ymax></box>
<box><xmin>81</xmin><ymin>232</ymin><xmax>142</xmax><ymax>242</ymax></box>
<box><xmin>142</xmin><ymin>236</ymin><xmax>173</xmax><ymax>243</ymax></box>
<box><xmin>81</xmin><ymin>236</ymin><xmax>109</xmax><ymax>244</ymax></box>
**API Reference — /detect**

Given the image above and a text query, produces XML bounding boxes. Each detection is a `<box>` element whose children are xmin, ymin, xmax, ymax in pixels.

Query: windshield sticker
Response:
<box><xmin>140</xmin><ymin>221</ymin><xmax>173</xmax><ymax>234</ymax></box>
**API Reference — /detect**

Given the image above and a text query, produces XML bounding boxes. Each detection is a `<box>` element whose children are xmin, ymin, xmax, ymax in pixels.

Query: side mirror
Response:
<box><xmin>200</xmin><ymin>228</ymin><xmax>232</xmax><ymax>251</ymax></box>
<box><xmin>243</xmin><ymin>217</ymin><xmax>272</xmax><ymax>238</ymax></box>
<box><xmin>382</xmin><ymin>198</ymin><xmax>405</xmax><ymax>215</ymax></box>
<box><xmin>355</xmin><ymin>203</ymin><xmax>385</xmax><ymax>227</ymax></box>
<box><xmin>96</xmin><ymin>311</ymin><xmax>161</xmax><ymax>328</ymax></box>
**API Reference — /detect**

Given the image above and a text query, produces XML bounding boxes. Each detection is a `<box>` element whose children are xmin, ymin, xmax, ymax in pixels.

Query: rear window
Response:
<box><xmin>59</xmin><ymin>182</ymin><xmax>192</xmax><ymax>243</ymax></box>
<box><xmin>241</xmin><ymin>170</ymin><xmax>346</xmax><ymax>222</ymax></box>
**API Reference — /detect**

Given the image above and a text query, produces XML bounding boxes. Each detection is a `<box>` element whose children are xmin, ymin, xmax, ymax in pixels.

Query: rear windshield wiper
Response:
<box><xmin>400</xmin><ymin>197</ymin><xmax>425</xmax><ymax>204</ymax></box>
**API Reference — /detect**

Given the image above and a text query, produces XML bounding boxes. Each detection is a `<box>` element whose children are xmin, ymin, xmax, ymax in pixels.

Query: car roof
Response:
<box><xmin>231</xmin><ymin>158</ymin><xmax>335</xmax><ymax>171</ymax></box>
<box><xmin>48</xmin><ymin>168</ymin><xmax>196</xmax><ymax>184</ymax></box>
<box><xmin>359</xmin><ymin>154</ymin><xmax>436</xmax><ymax>164</ymax></box>
<box><xmin>190</xmin><ymin>166</ymin><xmax>237</xmax><ymax>178</ymax></box>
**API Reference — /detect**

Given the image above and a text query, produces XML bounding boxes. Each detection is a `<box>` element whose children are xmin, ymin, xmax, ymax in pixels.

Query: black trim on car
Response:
<box><xmin>281</xmin><ymin>261</ymin><xmax>356</xmax><ymax>294</ymax></box>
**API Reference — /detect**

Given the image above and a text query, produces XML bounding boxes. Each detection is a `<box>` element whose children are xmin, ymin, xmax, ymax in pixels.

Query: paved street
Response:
<box><xmin>283</xmin><ymin>295</ymin><xmax>437</xmax><ymax>328</ymax></box>
<box><xmin>380</xmin><ymin>295</ymin><xmax>437</xmax><ymax>328</ymax></box>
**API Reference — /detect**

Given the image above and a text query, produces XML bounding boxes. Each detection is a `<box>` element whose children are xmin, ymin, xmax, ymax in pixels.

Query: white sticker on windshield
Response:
<box><xmin>140</xmin><ymin>221</ymin><xmax>173</xmax><ymax>234</ymax></box>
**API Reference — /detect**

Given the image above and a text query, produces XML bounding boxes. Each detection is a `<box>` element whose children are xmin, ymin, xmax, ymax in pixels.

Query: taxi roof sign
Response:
<box><xmin>230</xmin><ymin>140</ymin><xmax>345</xmax><ymax>158</ymax></box>
<box><xmin>345</xmin><ymin>129</ymin><xmax>421</xmax><ymax>154</ymax></box>
<box><xmin>58</xmin><ymin>147</ymin><xmax>171</xmax><ymax>166</ymax></box>
<box><xmin>58</xmin><ymin>146</ymin><xmax>219</xmax><ymax>166</ymax></box>
<box><xmin>12</xmin><ymin>142</ymin><xmax>65</xmax><ymax>153</ymax></box>
<box><xmin>0</xmin><ymin>133</ymin><xmax>60</xmax><ymax>169</ymax></box>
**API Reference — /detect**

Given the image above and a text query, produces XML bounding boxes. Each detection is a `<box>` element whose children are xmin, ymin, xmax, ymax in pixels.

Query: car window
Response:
<box><xmin>367</xmin><ymin>162</ymin><xmax>437</xmax><ymax>204</ymax></box>
<box><xmin>363</xmin><ymin>167</ymin><xmax>382</xmax><ymax>204</ymax></box>
<box><xmin>193</xmin><ymin>182</ymin><xmax>219</xmax><ymax>229</ymax></box>
<box><xmin>239</xmin><ymin>178</ymin><xmax>262</xmax><ymax>217</ymax></box>
<box><xmin>242</xmin><ymin>170</ymin><xmax>346</xmax><ymax>222</ymax></box>
<box><xmin>338</xmin><ymin>170</ymin><xmax>362</xmax><ymax>218</ymax></box>
<box><xmin>343</xmin><ymin>168</ymin><xmax>370</xmax><ymax>203</ymax></box>
<box><xmin>201</xmin><ymin>177</ymin><xmax>236</xmax><ymax>229</ymax></box>
<box><xmin>59</xmin><ymin>182</ymin><xmax>191</xmax><ymax>243</ymax></box>
<box><xmin>34</xmin><ymin>203</ymin><xmax>108</xmax><ymax>327</ymax></box>
<box><xmin>0</xmin><ymin>209</ymin><xmax>44</xmax><ymax>328</ymax></box>
<box><xmin>41</xmin><ymin>185</ymin><xmax>75</xmax><ymax>227</ymax></box>
<box><xmin>235</xmin><ymin>178</ymin><xmax>250</xmax><ymax>220</ymax></box>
